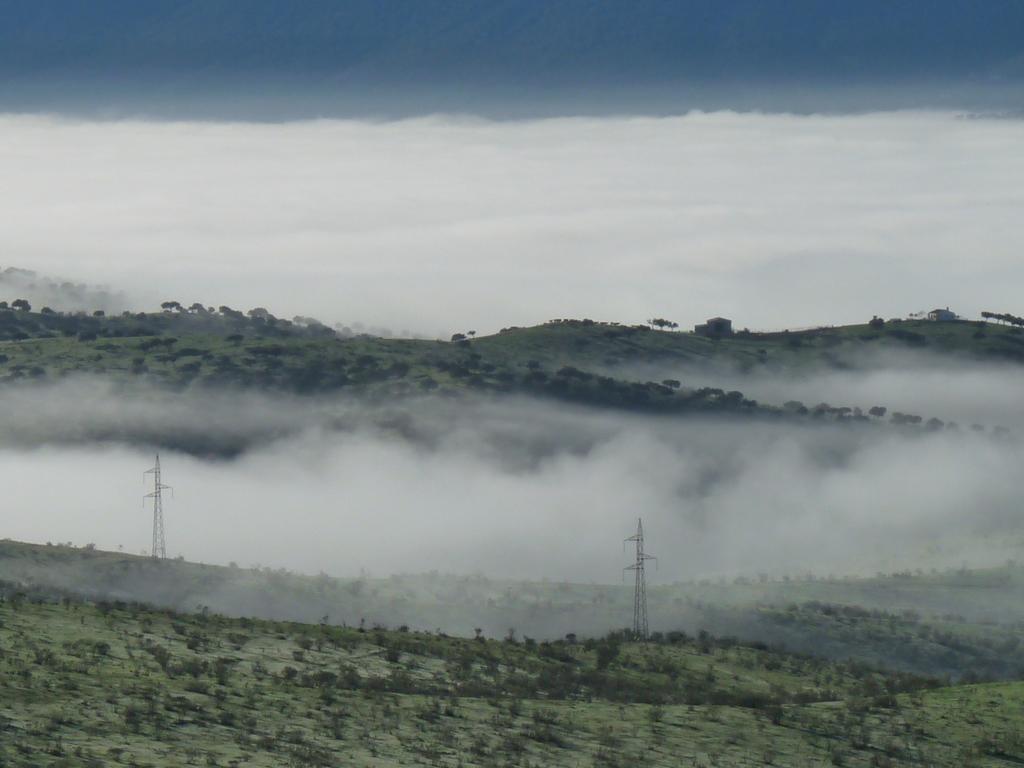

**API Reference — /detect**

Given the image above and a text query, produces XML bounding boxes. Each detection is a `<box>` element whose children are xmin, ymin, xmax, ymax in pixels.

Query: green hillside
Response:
<box><xmin>4</xmin><ymin>582</ymin><xmax>1024</xmax><ymax>768</ymax></box>
<box><xmin>0</xmin><ymin>306</ymin><xmax>1020</xmax><ymax>425</ymax></box>
<box><xmin>4</xmin><ymin>541</ymin><xmax>1024</xmax><ymax>684</ymax></box>
<box><xmin>475</xmin><ymin>317</ymin><xmax>1024</xmax><ymax>371</ymax></box>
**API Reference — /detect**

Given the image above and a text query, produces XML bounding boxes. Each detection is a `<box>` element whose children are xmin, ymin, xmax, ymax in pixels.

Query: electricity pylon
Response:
<box><xmin>144</xmin><ymin>454</ymin><xmax>171</xmax><ymax>559</ymax></box>
<box><xmin>624</xmin><ymin>518</ymin><xmax>656</xmax><ymax>640</ymax></box>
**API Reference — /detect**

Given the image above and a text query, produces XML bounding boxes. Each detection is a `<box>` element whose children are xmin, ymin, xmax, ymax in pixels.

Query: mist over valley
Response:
<box><xmin>0</xmin><ymin>306</ymin><xmax>1020</xmax><ymax>587</ymax></box>
<box><xmin>2</xmin><ymin>6</ymin><xmax>1024</xmax><ymax>765</ymax></box>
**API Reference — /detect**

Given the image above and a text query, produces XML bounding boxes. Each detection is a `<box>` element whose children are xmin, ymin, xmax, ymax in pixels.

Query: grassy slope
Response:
<box><xmin>472</xmin><ymin>318</ymin><xmax>1024</xmax><ymax>372</ymax></box>
<box><xmin>3</xmin><ymin>592</ymin><xmax>1022</xmax><ymax>768</ymax></box>
<box><xmin>4</xmin><ymin>541</ymin><xmax>1023</xmax><ymax>683</ymax></box>
<box><xmin>4</xmin><ymin>309</ymin><xmax>1024</xmax><ymax>383</ymax></box>
<box><xmin>0</xmin><ymin>309</ymin><xmax>1021</xmax><ymax>420</ymax></box>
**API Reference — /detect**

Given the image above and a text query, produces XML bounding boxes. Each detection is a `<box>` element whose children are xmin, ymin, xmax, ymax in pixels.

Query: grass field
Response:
<box><xmin>6</xmin><ymin>589</ymin><xmax>1024</xmax><ymax>768</ymax></box>
<box><xmin>3</xmin><ymin>541</ymin><xmax>1023</xmax><ymax>685</ymax></box>
<box><xmin>474</xmin><ymin>317</ymin><xmax>1024</xmax><ymax>372</ymax></box>
<box><xmin>3</xmin><ymin>587</ymin><xmax>1023</xmax><ymax>768</ymax></box>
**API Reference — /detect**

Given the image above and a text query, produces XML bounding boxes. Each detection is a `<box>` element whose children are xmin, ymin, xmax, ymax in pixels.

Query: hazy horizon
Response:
<box><xmin>1</xmin><ymin>110</ymin><xmax>1022</xmax><ymax>337</ymax></box>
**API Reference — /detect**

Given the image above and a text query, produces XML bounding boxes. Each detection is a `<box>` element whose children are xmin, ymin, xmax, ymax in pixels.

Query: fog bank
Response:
<box><xmin>2</xmin><ymin>380</ymin><xmax>1021</xmax><ymax>583</ymax></box>
<box><xmin>1</xmin><ymin>111</ymin><xmax>1022</xmax><ymax>335</ymax></box>
<box><xmin>627</xmin><ymin>350</ymin><xmax>1024</xmax><ymax>433</ymax></box>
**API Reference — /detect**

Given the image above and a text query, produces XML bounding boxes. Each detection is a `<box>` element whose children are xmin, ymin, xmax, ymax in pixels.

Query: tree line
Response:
<box><xmin>981</xmin><ymin>310</ymin><xmax>1024</xmax><ymax>327</ymax></box>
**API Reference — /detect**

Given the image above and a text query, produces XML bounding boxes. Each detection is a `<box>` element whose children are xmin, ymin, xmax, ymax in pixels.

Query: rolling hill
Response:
<box><xmin>0</xmin><ymin>306</ymin><xmax>1019</xmax><ymax>423</ymax></box>
<box><xmin>1</xmin><ymin>545</ymin><xmax>1023</xmax><ymax>766</ymax></box>
<box><xmin>0</xmin><ymin>305</ymin><xmax>1017</xmax><ymax>460</ymax></box>
<box><xmin>0</xmin><ymin>305</ymin><xmax>1021</xmax><ymax>762</ymax></box>
<box><xmin>4</xmin><ymin>540</ymin><xmax>1024</xmax><ymax>683</ymax></box>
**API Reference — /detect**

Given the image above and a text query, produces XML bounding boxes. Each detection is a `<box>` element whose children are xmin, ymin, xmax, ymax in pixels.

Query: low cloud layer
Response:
<box><xmin>1</xmin><ymin>111</ymin><xmax>1022</xmax><ymax>335</ymax></box>
<box><xmin>2</xmin><ymin>377</ymin><xmax>1022</xmax><ymax>584</ymax></box>
<box><xmin>0</xmin><ymin>267</ymin><xmax>129</xmax><ymax>314</ymax></box>
<box><xmin>628</xmin><ymin>349</ymin><xmax>1024</xmax><ymax>433</ymax></box>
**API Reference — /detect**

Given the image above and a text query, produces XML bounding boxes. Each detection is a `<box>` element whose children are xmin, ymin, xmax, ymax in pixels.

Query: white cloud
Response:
<box><xmin>0</xmin><ymin>111</ymin><xmax>1021</xmax><ymax>334</ymax></box>
<box><xmin>1</xmin><ymin>380</ymin><xmax>1022</xmax><ymax>583</ymax></box>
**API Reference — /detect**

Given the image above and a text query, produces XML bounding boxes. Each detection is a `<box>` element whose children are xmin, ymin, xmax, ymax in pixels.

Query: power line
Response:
<box><xmin>144</xmin><ymin>454</ymin><xmax>172</xmax><ymax>560</ymax></box>
<box><xmin>624</xmin><ymin>517</ymin><xmax>656</xmax><ymax>640</ymax></box>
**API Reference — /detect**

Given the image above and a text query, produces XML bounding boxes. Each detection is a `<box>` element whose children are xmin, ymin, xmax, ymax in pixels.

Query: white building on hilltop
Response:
<box><xmin>927</xmin><ymin>307</ymin><xmax>958</xmax><ymax>322</ymax></box>
<box><xmin>694</xmin><ymin>317</ymin><xmax>734</xmax><ymax>337</ymax></box>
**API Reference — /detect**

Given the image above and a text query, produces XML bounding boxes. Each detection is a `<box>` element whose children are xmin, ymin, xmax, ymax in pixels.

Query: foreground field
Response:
<box><xmin>4</xmin><ymin>541</ymin><xmax>1024</xmax><ymax>684</ymax></box>
<box><xmin>1</xmin><ymin>588</ymin><xmax>1022</xmax><ymax>767</ymax></box>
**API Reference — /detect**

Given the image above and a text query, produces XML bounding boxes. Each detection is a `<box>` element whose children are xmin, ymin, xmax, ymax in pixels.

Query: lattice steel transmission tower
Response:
<box><xmin>624</xmin><ymin>518</ymin><xmax>656</xmax><ymax>640</ymax></box>
<box><xmin>144</xmin><ymin>454</ymin><xmax>171</xmax><ymax>560</ymax></box>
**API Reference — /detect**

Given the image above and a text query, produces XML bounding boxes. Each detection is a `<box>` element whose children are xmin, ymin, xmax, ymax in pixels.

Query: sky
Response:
<box><xmin>1</xmin><ymin>110</ymin><xmax>1022</xmax><ymax>336</ymax></box>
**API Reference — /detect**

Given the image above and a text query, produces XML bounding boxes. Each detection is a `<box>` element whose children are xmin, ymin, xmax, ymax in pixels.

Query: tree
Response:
<box><xmin>160</xmin><ymin>300</ymin><xmax>182</xmax><ymax>312</ymax></box>
<box><xmin>661</xmin><ymin>379</ymin><xmax>681</xmax><ymax>389</ymax></box>
<box><xmin>92</xmin><ymin>310</ymin><xmax>105</xmax><ymax>317</ymax></box>
<box><xmin>450</xmin><ymin>333</ymin><xmax>467</xmax><ymax>342</ymax></box>
<box><xmin>869</xmin><ymin>316</ymin><xmax>884</xmax><ymax>329</ymax></box>
<box><xmin>891</xmin><ymin>412</ymin><xmax>922</xmax><ymax>425</ymax></box>
<box><xmin>11</xmin><ymin>299</ymin><xmax>30</xmax><ymax>312</ymax></box>
<box><xmin>869</xmin><ymin>406</ymin><xmax>887</xmax><ymax>418</ymax></box>
<box><xmin>648</xmin><ymin>318</ymin><xmax>678</xmax><ymax>330</ymax></box>
<box><xmin>981</xmin><ymin>310</ymin><xmax>1024</xmax><ymax>327</ymax></box>
<box><xmin>596</xmin><ymin>639</ymin><xmax>621</xmax><ymax>670</ymax></box>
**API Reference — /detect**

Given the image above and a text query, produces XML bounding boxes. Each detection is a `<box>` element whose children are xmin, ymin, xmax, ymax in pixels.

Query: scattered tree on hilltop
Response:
<box><xmin>981</xmin><ymin>310</ymin><xmax>1024</xmax><ymax>327</ymax></box>
<box><xmin>247</xmin><ymin>307</ymin><xmax>274</xmax><ymax>321</ymax></box>
<box><xmin>648</xmin><ymin>318</ymin><xmax>678</xmax><ymax>330</ymax></box>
